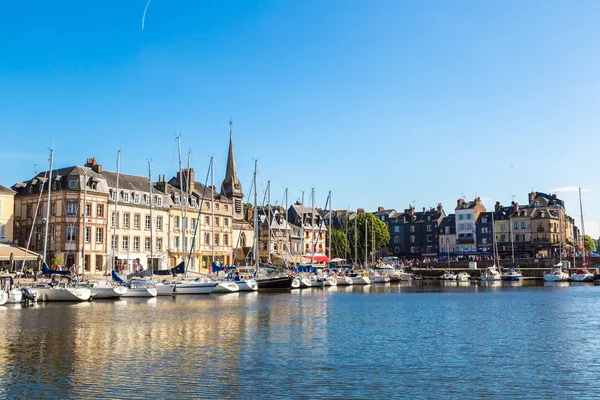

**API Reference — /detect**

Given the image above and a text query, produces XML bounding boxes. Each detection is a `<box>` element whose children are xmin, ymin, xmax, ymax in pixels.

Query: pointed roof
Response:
<box><xmin>221</xmin><ymin>120</ymin><xmax>243</xmax><ymax>199</ymax></box>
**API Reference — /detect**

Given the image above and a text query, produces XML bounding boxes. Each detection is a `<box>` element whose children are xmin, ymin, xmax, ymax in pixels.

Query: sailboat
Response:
<box><xmin>110</xmin><ymin>154</ymin><xmax>157</xmax><ymax>297</ymax></box>
<box><xmin>33</xmin><ymin>150</ymin><xmax>91</xmax><ymax>302</ymax></box>
<box><xmin>572</xmin><ymin>187</ymin><xmax>593</xmax><ymax>282</ymax></box>
<box><xmin>481</xmin><ymin>209</ymin><xmax>501</xmax><ymax>281</ymax></box>
<box><xmin>544</xmin><ymin>207</ymin><xmax>570</xmax><ymax>282</ymax></box>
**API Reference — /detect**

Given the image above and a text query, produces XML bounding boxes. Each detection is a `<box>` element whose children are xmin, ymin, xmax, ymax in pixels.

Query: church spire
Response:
<box><xmin>222</xmin><ymin>119</ymin><xmax>244</xmax><ymax>220</ymax></box>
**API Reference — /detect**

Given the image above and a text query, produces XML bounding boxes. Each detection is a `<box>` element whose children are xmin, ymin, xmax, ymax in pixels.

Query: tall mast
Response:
<box><xmin>311</xmin><ymin>187</ymin><xmax>315</xmax><ymax>264</ymax></box>
<box><xmin>43</xmin><ymin>149</ymin><xmax>54</xmax><ymax>264</ymax></box>
<box><xmin>211</xmin><ymin>156</ymin><xmax>215</xmax><ymax>266</ymax></box>
<box><xmin>491</xmin><ymin>210</ymin><xmax>497</xmax><ymax>264</ymax></box>
<box><xmin>285</xmin><ymin>187</ymin><xmax>289</xmax><ymax>264</ymax></box>
<box><xmin>82</xmin><ymin>167</ymin><xmax>87</xmax><ymax>278</ymax></box>
<box><xmin>328</xmin><ymin>191</ymin><xmax>332</xmax><ymax>263</ymax></box>
<box><xmin>112</xmin><ymin>150</ymin><xmax>120</xmax><ymax>274</ymax></box>
<box><xmin>371</xmin><ymin>220</ymin><xmax>375</xmax><ymax>264</ymax></box>
<box><xmin>148</xmin><ymin>160</ymin><xmax>154</xmax><ymax>274</ymax></box>
<box><xmin>185</xmin><ymin>152</ymin><xmax>191</xmax><ymax>266</ymax></box>
<box><xmin>558</xmin><ymin>205</ymin><xmax>563</xmax><ymax>263</ymax></box>
<box><xmin>300</xmin><ymin>191</ymin><xmax>305</xmax><ymax>263</ymax></box>
<box><xmin>354</xmin><ymin>216</ymin><xmax>358</xmax><ymax>265</ymax></box>
<box><xmin>364</xmin><ymin>217</ymin><xmax>368</xmax><ymax>267</ymax></box>
<box><xmin>579</xmin><ymin>187</ymin><xmax>588</xmax><ymax>268</ymax></box>
<box><xmin>510</xmin><ymin>208</ymin><xmax>515</xmax><ymax>265</ymax></box>
<box><xmin>253</xmin><ymin>160</ymin><xmax>259</xmax><ymax>270</ymax></box>
<box><xmin>177</xmin><ymin>136</ymin><xmax>185</xmax><ymax>265</ymax></box>
<box><xmin>267</xmin><ymin>181</ymin><xmax>271</xmax><ymax>264</ymax></box>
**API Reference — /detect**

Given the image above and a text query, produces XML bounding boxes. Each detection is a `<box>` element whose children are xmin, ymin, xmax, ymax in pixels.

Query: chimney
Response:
<box><xmin>245</xmin><ymin>206</ymin><xmax>253</xmax><ymax>221</ymax></box>
<box><xmin>529</xmin><ymin>192</ymin><xmax>536</xmax><ymax>203</ymax></box>
<box><xmin>457</xmin><ymin>198</ymin><xmax>464</xmax><ymax>207</ymax></box>
<box><xmin>85</xmin><ymin>157</ymin><xmax>102</xmax><ymax>174</ymax></box>
<box><xmin>475</xmin><ymin>197</ymin><xmax>481</xmax><ymax>205</ymax></box>
<box><xmin>437</xmin><ymin>203</ymin><xmax>443</xmax><ymax>213</ymax></box>
<box><xmin>514</xmin><ymin>202</ymin><xmax>519</xmax><ymax>212</ymax></box>
<box><xmin>495</xmin><ymin>201</ymin><xmax>501</xmax><ymax>212</ymax></box>
<box><xmin>178</xmin><ymin>168</ymin><xmax>195</xmax><ymax>192</ymax></box>
<box><xmin>377</xmin><ymin>206</ymin><xmax>384</xmax><ymax>212</ymax></box>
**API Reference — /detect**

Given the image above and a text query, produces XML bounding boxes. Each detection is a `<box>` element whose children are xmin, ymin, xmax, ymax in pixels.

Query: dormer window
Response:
<box><xmin>122</xmin><ymin>192</ymin><xmax>130</xmax><ymax>202</ymax></box>
<box><xmin>174</xmin><ymin>197</ymin><xmax>181</xmax><ymax>205</ymax></box>
<box><xmin>191</xmin><ymin>199</ymin><xmax>197</xmax><ymax>208</ymax></box>
<box><xmin>110</xmin><ymin>190</ymin><xmax>117</xmax><ymax>201</ymax></box>
<box><xmin>156</xmin><ymin>196</ymin><xmax>163</xmax><ymax>207</ymax></box>
<box><xmin>145</xmin><ymin>195</ymin><xmax>151</xmax><ymax>206</ymax></box>
<box><xmin>69</xmin><ymin>180</ymin><xmax>77</xmax><ymax>189</ymax></box>
<box><xmin>134</xmin><ymin>194</ymin><xmax>140</xmax><ymax>204</ymax></box>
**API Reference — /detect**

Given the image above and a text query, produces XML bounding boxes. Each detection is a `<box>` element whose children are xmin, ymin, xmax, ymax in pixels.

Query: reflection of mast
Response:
<box><xmin>579</xmin><ymin>187</ymin><xmax>588</xmax><ymax>268</ymax></box>
<box><xmin>111</xmin><ymin>150</ymin><xmax>120</xmax><ymax>275</ymax></box>
<box><xmin>148</xmin><ymin>161</ymin><xmax>154</xmax><ymax>273</ymax></box>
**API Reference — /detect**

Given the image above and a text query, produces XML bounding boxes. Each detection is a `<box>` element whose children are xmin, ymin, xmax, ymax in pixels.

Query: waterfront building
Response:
<box><xmin>258</xmin><ymin>207</ymin><xmax>295</xmax><ymax>263</ymax></box>
<box><xmin>323</xmin><ymin>209</ymin><xmax>357</xmax><ymax>231</ymax></box>
<box><xmin>12</xmin><ymin>161</ymin><xmax>109</xmax><ymax>273</ymax></box>
<box><xmin>100</xmin><ymin>160</ymin><xmax>171</xmax><ymax>273</ymax></box>
<box><xmin>526</xmin><ymin>191</ymin><xmax>575</xmax><ymax>256</ymax></box>
<box><xmin>287</xmin><ymin>202</ymin><xmax>327</xmax><ymax>259</ymax></box>
<box><xmin>438</xmin><ymin>214</ymin><xmax>456</xmax><ymax>256</ymax></box>
<box><xmin>475</xmin><ymin>212</ymin><xmax>494</xmax><ymax>253</ymax></box>
<box><xmin>0</xmin><ymin>185</ymin><xmax>15</xmax><ymax>242</ymax></box>
<box><xmin>509</xmin><ymin>203</ymin><xmax>533</xmax><ymax>257</ymax></box>
<box><xmin>387</xmin><ymin>204</ymin><xmax>445</xmax><ymax>258</ymax></box>
<box><xmin>455</xmin><ymin>197</ymin><xmax>486</xmax><ymax>254</ymax></box>
<box><xmin>493</xmin><ymin>203</ymin><xmax>515</xmax><ymax>256</ymax></box>
<box><xmin>168</xmin><ymin>168</ymin><xmax>234</xmax><ymax>271</ymax></box>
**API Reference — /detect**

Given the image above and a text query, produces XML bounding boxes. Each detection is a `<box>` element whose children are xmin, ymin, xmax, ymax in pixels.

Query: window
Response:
<box><xmin>134</xmin><ymin>213</ymin><xmax>141</xmax><ymax>230</ymax></box>
<box><xmin>96</xmin><ymin>228</ymin><xmax>103</xmax><ymax>243</ymax></box>
<box><xmin>112</xmin><ymin>235</ymin><xmax>119</xmax><ymax>250</ymax></box>
<box><xmin>174</xmin><ymin>197</ymin><xmax>181</xmax><ymax>206</ymax></box>
<box><xmin>482</xmin><ymin>227</ymin><xmax>488</xmax><ymax>234</ymax></box>
<box><xmin>133</xmin><ymin>236</ymin><xmax>140</xmax><ymax>251</ymax></box>
<box><xmin>66</xmin><ymin>226</ymin><xmax>76</xmax><ymax>242</ymax></box>
<box><xmin>191</xmin><ymin>199</ymin><xmax>197</xmax><ymax>208</ymax></box>
<box><xmin>122</xmin><ymin>192</ymin><xmax>129</xmax><ymax>202</ymax></box>
<box><xmin>459</xmin><ymin>214</ymin><xmax>464</xmax><ymax>220</ymax></box>
<box><xmin>445</xmin><ymin>227</ymin><xmax>450</xmax><ymax>234</ymax></box>
<box><xmin>215</xmin><ymin>217</ymin><xmax>220</xmax><ymax>227</ymax></box>
<box><xmin>122</xmin><ymin>236</ymin><xmax>129</xmax><ymax>250</ymax></box>
<box><xmin>214</xmin><ymin>234</ymin><xmax>219</xmax><ymax>246</ymax></box>
<box><xmin>156</xmin><ymin>238</ymin><xmax>163</xmax><ymax>251</ymax></box>
<box><xmin>145</xmin><ymin>195</ymin><xmax>151</xmax><ymax>206</ymax></box>
<box><xmin>223</xmin><ymin>218</ymin><xmax>228</xmax><ymax>227</ymax></box>
<box><xmin>459</xmin><ymin>223</ymin><xmax>465</xmax><ymax>230</ymax></box>
<box><xmin>380</xmin><ymin>216</ymin><xmax>385</xmax><ymax>221</ymax></box>
<box><xmin>500</xmin><ymin>234</ymin><xmax>506</xmax><ymax>242</ymax></box>
<box><xmin>51</xmin><ymin>202</ymin><xmax>56</xmax><ymax>216</ymax></box>
<box><xmin>427</xmin><ymin>235</ymin><xmax>432</xmax><ymax>242</ymax></box>
<box><xmin>26</xmin><ymin>205</ymin><xmax>32</xmax><ymax>218</ymax></box>
<box><xmin>514</xmin><ymin>222</ymin><xmax>519</xmax><ymax>230</ymax></box>
<box><xmin>394</xmin><ymin>226</ymin><xmax>399</xmax><ymax>233</ymax></box>
<box><xmin>174</xmin><ymin>216</ymin><xmax>180</xmax><ymax>229</ymax></box>
<box><xmin>216</xmin><ymin>203</ymin><xmax>220</xmax><ymax>210</ymax></box>
<box><xmin>410</xmin><ymin>235</ymin><xmax>415</xmax><ymax>243</ymax></box>
<box><xmin>501</xmin><ymin>224</ymin><xmax>506</xmax><ymax>232</ymax></box>
<box><xmin>205</xmin><ymin>202</ymin><xmax>210</xmax><ymax>209</ymax></box>
<box><xmin>110</xmin><ymin>190</ymin><xmax>117</xmax><ymax>201</ymax></box>
<box><xmin>85</xmin><ymin>227</ymin><xmax>91</xmax><ymax>243</ymax></box>
<box><xmin>394</xmin><ymin>236</ymin><xmax>400</xmax><ymax>244</ymax></box>
<box><xmin>205</xmin><ymin>216</ymin><xmax>210</xmax><ymax>225</ymax></box>
<box><xmin>427</xmin><ymin>246</ymin><xmax>432</xmax><ymax>253</ymax></box>
<box><xmin>134</xmin><ymin>194</ymin><xmax>140</xmax><ymax>204</ymax></box>
<box><xmin>394</xmin><ymin>246</ymin><xmax>400</xmax><ymax>253</ymax></box>
<box><xmin>192</xmin><ymin>218</ymin><xmax>197</xmax><ymax>230</ymax></box>
<box><xmin>224</xmin><ymin>204</ymin><xmax>228</xmax><ymax>211</ymax></box>
<box><xmin>426</xmin><ymin>225</ymin><xmax>432</xmax><ymax>232</ymax></box>
<box><xmin>521</xmin><ymin>221</ymin><xmax>526</xmax><ymax>229</ymax></box>
<box><xmin>67</xmin><ymin>202</ymin><xmax>77</xmax><ymax>216</ymax></box>
<box><xmin>144</xmin><ymin>237</ymin><xmax>151</xmax><ymax>251</ymax></box>
<box><xmin>175</xmin><ymin>236</ymin><xmax>180</xmax><ymax>250</ymax></box>
<box><xmin>96</xmin><ymin>204</ymin><xmax>104</xmax><ymax>217</ymax></box>
<box><xmin>410</xmin><ymin>226</ymin><xmax>415</xmax><ymax>233</ymax></box>
<box><xmin>111</xmin><ymin>212</ymin><xmax>119</xmax><ymax>228</ymax></box>
<box><xmin>123</xmin><ymin>213</ymin><xmax>130</xmax><ymax>229</ymax></box>
<box><xmin>467</xmin><ymin>223</ymin><xmax>472</xmax><ymax>230</ymax></box>
<box><xmin>410</xmin><ymin>246</ymin><xmax>416</xmax><ymax>253</ymax></box>
<box><xmin>467</xmin><ymin>214</ymin><xmax>472</xmax><ymax>220</ymax></box>
<box><xmin>205</xmin><ymin>233</ymin><xmax>210</xmax><ymax>245</ymax></box>
<box><xmin>482</xmin><ymin>238</ymin><xmax>487</xmax><ymax>244</ymax></box>
<box><xmin>69</xmin><ymin>180</ymin><xmax>77</xmax><ymax>189</ymax></box>
<box><xmin>156</xmin><ymin>216</ymin><xmax>163</xmax><ymax>231</ymax></box>
<box><xmin>156</xmin><ymin>196</ymin><xmax>163</xmax><ymax>207</ymax></box>
<box><xmin>223</xmin><ymin>234</ymin><xmax>229</xmax><ymax>246</ymax></box>
<box><xmin>145</xmin><ymin>215</ymin><xmax>151</xmax><ymax>230</ymax></box>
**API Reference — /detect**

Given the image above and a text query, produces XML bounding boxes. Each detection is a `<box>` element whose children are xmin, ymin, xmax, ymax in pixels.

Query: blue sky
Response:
<box><xmin>1</xmin><ymin>1</ymin><xmax>599</xmax><ymax>237</ymax></box>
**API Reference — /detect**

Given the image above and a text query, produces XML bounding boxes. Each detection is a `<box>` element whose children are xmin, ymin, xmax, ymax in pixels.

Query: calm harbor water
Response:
<box><xmin>1</xmin><ymin>281</ymin><xmax>600</xmax><ymax>399</ymax></box>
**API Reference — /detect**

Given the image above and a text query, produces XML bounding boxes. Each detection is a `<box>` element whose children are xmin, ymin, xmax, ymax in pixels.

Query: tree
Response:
<box><xmin>584</xmin><ymin>235</ymin><xmax>597</xmax><ymax>252</ymax></box>
<box><xmin>326</xmin><ymin>228</ymin><xmax>350</xmax><ymax>259</ymax></box>
<box><xmin>347</xmin><ymin>213</ymin><xmax>390</xmax><ymax>263</ymax></box>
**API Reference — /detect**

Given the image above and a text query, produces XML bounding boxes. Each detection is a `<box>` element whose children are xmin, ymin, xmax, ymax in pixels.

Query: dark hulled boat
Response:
<box><xmin>256</xmin><ymin>276</ymin><xmax>293</xmax><ymax>291</ymax></box>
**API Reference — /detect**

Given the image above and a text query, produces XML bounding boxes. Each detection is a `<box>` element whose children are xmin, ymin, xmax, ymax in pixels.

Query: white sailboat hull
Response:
<box><xmin>370</xmin><ymin>276</ymin><xmax>390</xmax><ymax>283</ymax></box>
<box><xmin>323</xmin><ymin>277</ymin><xmax>337</xmax><ymax>286</ymax></box>
<box><xmin>572</xmin><ymin>272</ymin><xmax>594</xmax><ymax>282</ymax></box>
<box><xmin>155</xmin><ymin>283</ymin><xmax>175</xmax><ymax>296</ymax></box>
<box><xmin>37</xmin><ymin>287</ymin><xmax>91</xmax><ymax>302</ymax></box>
<box><xmin>298</xmin><ymin>277</ymin><xmax>312</xmax><ymax>288</ymax></box>
<box><xmin>235</xmin><ymin>279</ymin><xmax>258</xmax><ymax>291</ymax></box>
<box><xmin>174</xmin><ymin>281</ymin><xmax>217</xmax><ymax>294</ymax></box>
<box><xmin>350</xmin><ymin>276</ymin><xmax>371</xmax><ymax>285</ymax></box>
<box><xmin>213</xmin><ymin>281</ymin><xmax>240</xmax><ymax>293</ymax></box>
<box><xmin>121</xmin><ymin>288</ymin><xmax>157</xmax><ymax>297</ymax></box>
<box><xmin>6</xmin><ymin>288</ymin><xmax>23</xmax><ymax>304</ymax></box>
<box><xmin>91</xmin><ymin>286</ymin><xmax>128</xmax><ymax>299</ymax></box>
<box><xmin>335</xmin><ymin>276</ymin><xmax>353</xmax><ymax>286</ymax></box>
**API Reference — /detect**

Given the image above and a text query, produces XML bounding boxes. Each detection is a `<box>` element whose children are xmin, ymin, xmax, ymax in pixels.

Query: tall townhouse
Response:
<box><xmin>510</xmin><ymin>203</ymin><xmax>533</xmax><ymax>257</ymax></box>
<box><xmin>493</xmin><ymin>203</ymin><xmax>515</xmax><ymax>256</ymax></box>
<box><xmin>455</xmin><ymin>197</ymin><xmax>486</xmax><ymax>254</ymax></box>
<box><xmin>168</xmin><ymin>168</ymin><xmax>234</xmax><ymax>271</ymax></box>
<box><xmin>287</xmin><ymin>202</ymin><xmax>327</xmax><ymax>259</ymax></box>
<box><xmin>12</xmin><ymin>161</ymin><xmax>109</xmax><ymax>273</ymax></box>
<box><xmin>475</xmin><ymin>212</ymin><xmax>494</xmax><ymax>253</ymax></box>
<box><xmin>99</xmin><ymin>159</ymin><xmax>171</xmax><ymax>273</ymax></box>
<box><xmin>438</xmin><ymin>214</ymin><xmax>456</xmax><ymax>256</ymax></box>
<box><xmin>0</xmin><ymin>185</ymin><xmax>15</xmax><ymax>242</ymax></box>
<box><xmin>527</xmin><ymin>191</ymin><xmax>575</xmax><ymax>257</ymax></box>
<box><xmin>387</xmin><ymin>204</ymin><xmax>445</xmax><ymax>257</ymax></box>
<box><xmin>258</xmin><ymin>207</ymin><xmax>294</xmax><ymax>263</ymax></box>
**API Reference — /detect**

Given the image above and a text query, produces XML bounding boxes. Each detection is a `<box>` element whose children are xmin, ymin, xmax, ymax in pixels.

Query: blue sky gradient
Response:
<box><xmin>1</xmin><ymin>1</ymin><xmax>599</xmax><ymax>236</ymax></box>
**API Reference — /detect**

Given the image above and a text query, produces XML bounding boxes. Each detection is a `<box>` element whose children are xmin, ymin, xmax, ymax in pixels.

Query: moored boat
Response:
<box><xmin>34</xmin><ymin>283</ymin><xmax>91</xmax><ymax>302</ymax></box>
<box><xmin>501</xmin><ymin>268</ymin><xmax>523</xmax><ymax>281</ymax></box>
<box><xmin>212</xmin><ymin>281</ymin><xmax>240</xmax><ymax>293</ymax></box>
<box><xmin>571</xmin><ymin>269</ymin><xmax>594</xmax><ymax>282</ymax></box>
<box><xmin>256</xmin><ymin>276</ymin><xmax>294</xmax><ymax>291</ymax></box>
<box><xmin>456</xmin><ymin>272</ymin><xmax>470</xmax><ymax>281</ymax></box>
<box><xmin>544</xmin><ymin>267</ymin><xmax>570</xmax><ymax>282</ymax></box>
<box><xmin>88</xmin><ymin>280</ymin><xmax>128</xmax><ymax>299</ymax></box>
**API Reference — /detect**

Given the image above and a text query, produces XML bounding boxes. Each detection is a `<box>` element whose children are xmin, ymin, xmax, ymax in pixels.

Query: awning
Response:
<box><xmin>0</xmin><ymin>243</ymin><xmax>41</xmax><ymax>261</ymax></box>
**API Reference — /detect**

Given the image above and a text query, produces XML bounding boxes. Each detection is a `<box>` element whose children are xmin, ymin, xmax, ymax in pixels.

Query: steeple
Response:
<box><xmin>221</xmin><ymin>119</ymin><xmax>244</xmax><ymax>220</ymax></box>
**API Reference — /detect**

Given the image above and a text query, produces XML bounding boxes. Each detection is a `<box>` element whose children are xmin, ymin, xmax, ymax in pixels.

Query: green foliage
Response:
<box><xmin>326</xmin><ymin>228</ymin><xmax>350</xmax><ymax>259</ymax></box>
<box><xmin>52</xmin><ymin>254</ymin><xmax>63</xmax><ymax>266</ymax></box>
<box><xmin>347</xmin><ymin>213</ymin><xmax>390</xmax><ymax>262</ymax></box>
<box><xmin>584</xmin><ymin>235</ymin><xmax>596</xmax><ymax>252</ymax></box>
